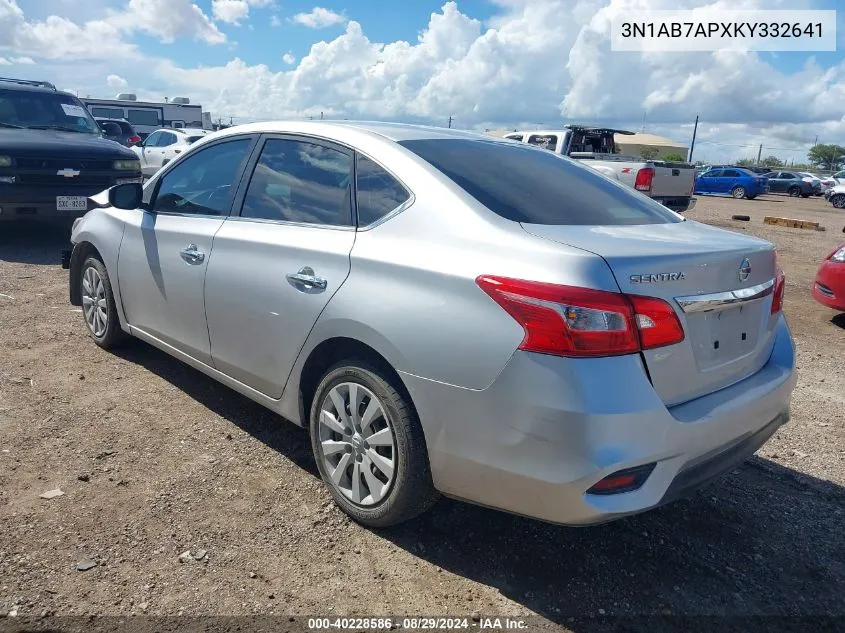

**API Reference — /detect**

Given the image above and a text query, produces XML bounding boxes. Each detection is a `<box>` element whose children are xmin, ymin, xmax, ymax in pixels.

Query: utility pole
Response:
<box><xmin>320</xmin><ymin>111</ymin><xmax>324</xmax><ymax>120</ymax></box>
<box><xmin>814</xmin><ymin>135</ymin><xmax>818</xmax><ymax>146</ymax></box>
<box><xmin>688</xmin><ymin>115</ymin><xmax>699</xmax><ymax>162</ymax></box>
<box><xmin>448</xmin><ymin>115</ymin><xmax>455</xmax><ymax>129</ymax></box>
<box><xmin>641</xmin><ymin>111</ymin><xmax>647</xmax><ymax>132</ymax></box>
<box><xmin>756</xmin><ymin>144</ymin><xmax>763</xmax><ymax>166</ymax></box>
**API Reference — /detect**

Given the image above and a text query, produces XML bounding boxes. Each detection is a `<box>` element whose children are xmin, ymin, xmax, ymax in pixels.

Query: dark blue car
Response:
<box><xmin>694</xmin><ymin>167</ymin><xmax>769</xmax><ymax>200</ymax></box>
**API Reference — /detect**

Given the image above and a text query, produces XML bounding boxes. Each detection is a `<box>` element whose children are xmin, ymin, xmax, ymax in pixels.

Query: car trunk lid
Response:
<box><xmin>521</xmin><ymin>220</ymin><xmax>780</xmax><ymax>406</ymax></box>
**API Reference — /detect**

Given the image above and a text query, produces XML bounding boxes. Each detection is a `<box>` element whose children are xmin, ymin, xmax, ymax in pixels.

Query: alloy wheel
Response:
<box><xmin>317</xmin><ymin>382</ymin><xmax>397</xmax><ymax>507</ymax></box>
<box><xmin>81</xmin><ymin>266</ymin><xmax>108</xmax><ymax>338</ymax></box>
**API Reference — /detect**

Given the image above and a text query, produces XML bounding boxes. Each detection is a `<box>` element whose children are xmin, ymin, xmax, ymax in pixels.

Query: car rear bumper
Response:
<box><xmin>403</xmin><ymin>315</ymin><xmax>796</xmax><ymax>526</ymax></box>
<box><xmin>653</xmin><ymin>196</ymin><xmax>693</xmax><ymax>212</ymax></box>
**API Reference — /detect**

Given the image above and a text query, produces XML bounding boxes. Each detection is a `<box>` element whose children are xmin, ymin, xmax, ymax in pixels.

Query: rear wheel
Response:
<box><xmin>79</xmin><ymin>257</ymin><xmax>127</xmax><ymax>349</ymax></box>
<box><xmin>831</xmin><ymin>194</ymin><xmax>845</xmax><ymax>209</ymax></box>
<box><xmin>731</xmin><ymin>186</ymin><xmax>746</xmax><ymax>199</ymax></box>
<box><xmin>309</xmin><ymin>361</ymin><xmax>438</xmax><ymax>527</ymax></box>
<box><xmin>788</xmin><ymin>186</ymin><xmax>801</xmax><ymax>197</ymax></box>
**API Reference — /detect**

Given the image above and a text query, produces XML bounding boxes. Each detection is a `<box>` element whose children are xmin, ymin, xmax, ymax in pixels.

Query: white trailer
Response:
<box><xmin>81</xmin><ymin>94</ymin><xmax>208</xmax><ymax>139</ymax></box>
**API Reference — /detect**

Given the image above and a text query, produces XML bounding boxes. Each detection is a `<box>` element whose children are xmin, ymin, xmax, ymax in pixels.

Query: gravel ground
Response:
<box><xmin>0</xmin><ymin>193</ymin><xmax>843</xmax><ymax>631</ymax></box>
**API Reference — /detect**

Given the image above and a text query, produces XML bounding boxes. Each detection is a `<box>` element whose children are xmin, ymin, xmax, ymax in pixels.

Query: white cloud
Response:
<box><xmin>291</xmin><ymin>6</ymin><xmax>346</xmax><ymax>28</ymax></box>
<box><xmin>212</xmin><ymin>0</ymin><xmax>273</xmax><ymax>25</ymax></box>
<box><xmin>282</xmin><ymin>52</ymin><xmax>296</xmax><ymax>64</ymax></box>
<box><xmin>0</xmin><ymin>0</ymin><xmax>225</xmax><ymax>61</ymax></box>
<box><xmin>107</xmin><ymin>0</ymin><xmax>226</xmax><ymax>44</ymax></box>
<box><xmin>0</xmin><ymin>55</ymin><xmax>34</xmax><ymax>65</ymax></box>
<box><xmin>106</xmin><ymin>73</ymin><xmax>128</xmax><ymax>87</ymax></box>
<box><xmin>271</xmin><ymin>14</ymin><xmax>281</xmax><ymax>27</ymax></box>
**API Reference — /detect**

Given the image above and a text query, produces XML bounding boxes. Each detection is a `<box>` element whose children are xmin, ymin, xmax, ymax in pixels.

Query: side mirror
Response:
<box><xmin>101</xmin><ymin>122</ymin><xmax>122</xmax><ymax>137</ymax></box>
<box><xmin>108</xmin><ymin>182</ymin><xmax>143</xmax><ymax>210</ymax></box>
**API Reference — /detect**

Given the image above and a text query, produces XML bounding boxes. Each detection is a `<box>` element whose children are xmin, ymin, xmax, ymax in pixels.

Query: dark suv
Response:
<box><xmin>0</xmin><ymin>77</ymin><xmax>142</xmax><ymax>222</ymax></box>
<box><xmin>94</xmin><ymin>117</ymin><xmax>141</xmax><ymax>147</ymax></box>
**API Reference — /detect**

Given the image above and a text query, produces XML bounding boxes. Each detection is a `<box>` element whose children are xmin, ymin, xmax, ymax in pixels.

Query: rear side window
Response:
<box><xmin>240</xmin><ymin>138</ymin><xmax>352</xmax><ymax>226</ymax></box>
<box><xmin>355</xmin><ymin>155</ymin><xmax>410</xmax><ymax>225</ymax></box>
<box><xmin>723</xmin><ymin>170</ymin><xmax>740</xmax><ymax>178</ymax></box>
<box><xmin>705</xmin><ymin>169</ymin><xmax>724</xmax><ymax>177</ymax></box>
<box><xmin>505</xmin><ymin>134</ymin><xmax>524</xmax><ymax>141</ymax></box>
<box><xmin>399</xmin><ymin>139</ymin><xmax>680</xmax><ymax>226</ymax></box>
<box><xmin>187</xmin><ymin>135</ymin><xmax>205</xmax><ymax>144</ymax></box>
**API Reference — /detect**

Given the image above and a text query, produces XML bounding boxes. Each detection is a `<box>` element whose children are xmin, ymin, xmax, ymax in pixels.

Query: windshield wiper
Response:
<box><xmin>0</xmin><ymin>122</ymin><xmax>25</xmax><ymax>129</ymax></box>
<box><xmin>27</xmin><ymin>124</ymin><xmax>90</xmax><ymax>133</ymax></box>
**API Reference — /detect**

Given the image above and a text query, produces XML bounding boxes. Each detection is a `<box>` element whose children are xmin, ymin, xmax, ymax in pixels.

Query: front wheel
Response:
<box><xmin>831</xmin><ymin>194</ymin><xmax>845</xmax><ymax>209</ymax></box>
<box><xmin>309</xmin><ymin>361</ymin><xmax>438</xmax><ymax>527</ymax></box>
<box><xmin>79</xmin><ymin>257</ymin><xmax>127</xmax><ymax>349</ymax></box>
<box><xmin>731</xmin><ymin>186</ymin><xmax>746</xmax><ymax>199</ymax></box>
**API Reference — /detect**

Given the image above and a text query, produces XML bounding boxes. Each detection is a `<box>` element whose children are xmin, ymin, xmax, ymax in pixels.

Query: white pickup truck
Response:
<box><xmin>502</xmin><ymin>126</ymin><xmax>696</xmax><ymax>213</ymax></box>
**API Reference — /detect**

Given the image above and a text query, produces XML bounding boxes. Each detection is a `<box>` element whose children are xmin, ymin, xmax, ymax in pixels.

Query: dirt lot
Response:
<box><xmin>1</xmin><ymin>194</ymin><xmax>844</xmax><ymax>630</ymax></box>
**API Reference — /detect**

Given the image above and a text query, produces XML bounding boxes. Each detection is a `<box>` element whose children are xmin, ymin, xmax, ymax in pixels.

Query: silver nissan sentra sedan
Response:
<box><xmin>65</xmin><ymin>121</ymin><xmax>797</xmax><ymax>527</ymax></box>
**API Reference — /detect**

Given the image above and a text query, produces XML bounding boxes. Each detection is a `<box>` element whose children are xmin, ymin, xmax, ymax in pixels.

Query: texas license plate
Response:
<box><xmin>56</xmin><ymin>196</ymin><xmax>88</xmax><ymax>211</ymax></box>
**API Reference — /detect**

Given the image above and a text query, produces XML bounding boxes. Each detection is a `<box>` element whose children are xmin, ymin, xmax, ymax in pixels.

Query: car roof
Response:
<box><xmin>0</xmin><ymin>78</ymin><xmax>60</xmax><ymax>93</ymax></box>
<box><xmin>177</xmin><ymin>127</ymin><xmax>210</xmax><ymax>135</ymax></box>
<box><xmin>209</xmin><ymin>120</ymin><xmax>503</xmax><ymax>146</ymax></box>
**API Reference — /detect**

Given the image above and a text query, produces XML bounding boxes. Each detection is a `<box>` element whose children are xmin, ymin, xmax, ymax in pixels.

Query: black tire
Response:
<box><xmin>831</xmin><ymin>194</ymin><xmax>845</xmax><ymax>209</ymax></box>
<box><xmin>788</xmin><ymin>187</ymin><xmax>801</xmax><ymax>197</ymax></box>
<box><xmin>731</xmin><ymin>186</ymin><xmax>746</xmax><ymax>199</ymax></box>
<box><xmin>309</xmin><ymin>361</ymin><xmax>438</xmax><ymax>528</ymax></box>
<box><xmin>732</xmin><ymin>214</ymin><xmax>751</xmax><ymax>221</ymax></box>
<box><xmin>801</xmin><ymin>193</ymin><xmax>810</xmax><ymax>198</ymax></box>
<box><xmin>745</xmin><ymin>195</ymin><xmax>757</xmax><ymax>200</ymax></box>
<box><xmin>79</xmin><ymin>256</ymin><xmax>128</xmax><ymax>350</ymax></box>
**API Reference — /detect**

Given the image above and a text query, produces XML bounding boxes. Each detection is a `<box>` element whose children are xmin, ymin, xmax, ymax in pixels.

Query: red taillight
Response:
<box><xmin>634</xmin><ymin>167</ymin><xmax>654</xmax><ymax>192</ymax></box>
<box><xmin>628</xmin><ymin>295</ymin><xmax>685</xmax><ymax>349</ymax></box>
<box><xmin>475</xmin><ymin>276</ymin><xmax>684</xmax><ymax>358</ymax></box>
<box><xmin>771</xmin><ymin>268</ymin><xmax>785</xmax><ymax>314</ymax></box>
<box><xmin>127</xmin><ymin>135</ymin><xmax>141</xmax><ymax>145</ymax></box>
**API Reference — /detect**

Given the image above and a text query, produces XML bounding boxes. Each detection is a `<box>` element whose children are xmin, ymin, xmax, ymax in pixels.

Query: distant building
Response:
<box><xmin>80</xmin><ymin>93</ymin><xmax>209</xmax><ymax>139</ymax></box>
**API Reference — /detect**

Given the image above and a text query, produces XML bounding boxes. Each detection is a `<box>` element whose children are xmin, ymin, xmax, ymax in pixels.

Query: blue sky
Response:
<box><xmin>4</xmin><ymin>0</ymin><xmax>845</xmax><ymax>164</ymax></box>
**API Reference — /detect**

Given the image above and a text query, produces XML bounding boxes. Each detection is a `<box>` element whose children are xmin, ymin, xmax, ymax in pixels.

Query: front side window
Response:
<box><xmin>0</xmin><ymin>89</ymin><xmax>100</xmax><ymax>134</ymax></box>
<box><xmin>240</xmin><ymin>138</ymin><xmax>352</xmax><ymax>226</ymax></box>
<box><xmin>355</xmin><ymin>155</ymin><xmax>410</xmax><ymax>225</ymax></box>
<box><xmin>144</xmin><ymin>132</ymin><xmax>161</xmax><ymax>147</ymax></box>
<box><xmin>703</xmin><ymin>169</ymin><xmax>724</xmax><ymax>178</ymax></box>
<box><xmin>152</xmin><ymin>138</ymin><xmax>253</xmax><ymax>216</ymax></box>
<box><xmin>399</xmin><ymin>138</ymin><xmax>681</xmax><ymax>226</ymax></box>
<box><xmin>159</xmin><ymin>132</ymin><xmax>177</xmax><ymax>147</ymax></box>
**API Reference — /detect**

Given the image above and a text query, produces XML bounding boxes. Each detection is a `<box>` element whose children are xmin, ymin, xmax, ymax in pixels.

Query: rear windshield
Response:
<box><xmin>398</xmin><ymin>139</ymin><xmax>680</xmax><ymax>226</ymax></box>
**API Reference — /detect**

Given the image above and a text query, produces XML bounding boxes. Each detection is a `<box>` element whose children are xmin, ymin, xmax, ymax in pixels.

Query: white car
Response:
<box><xmin>833</xmin><ymin>170</ymin><xmax>845</xmax><ymax>186</ymax></box>
<box><xmin>132</xmin><ymin>127</ymin><xmax>212</xmax><ymax>176</ymax></box>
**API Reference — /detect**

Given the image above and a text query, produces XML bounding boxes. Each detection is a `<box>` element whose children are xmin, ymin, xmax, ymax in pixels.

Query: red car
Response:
<box><xmin>812</xmin><ymin>243</ymin><xmax>845</xmax><ymax>312</ymax></box>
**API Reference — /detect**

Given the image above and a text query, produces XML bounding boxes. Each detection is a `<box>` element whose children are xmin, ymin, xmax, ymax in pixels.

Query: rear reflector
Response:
<box><xmin>475</xmin><ymin>276</ymin><xmax>684</xmax><ymax>358</ymax></box>
<box><xmin>587</xmin><ymin>463</ymin><xmax>656</xmax><ymax>495</ymax></box>
<box><xmin>634</xmin><ymin>167</ymin><xmax>655</xmax><ymax>192</ymax></box>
